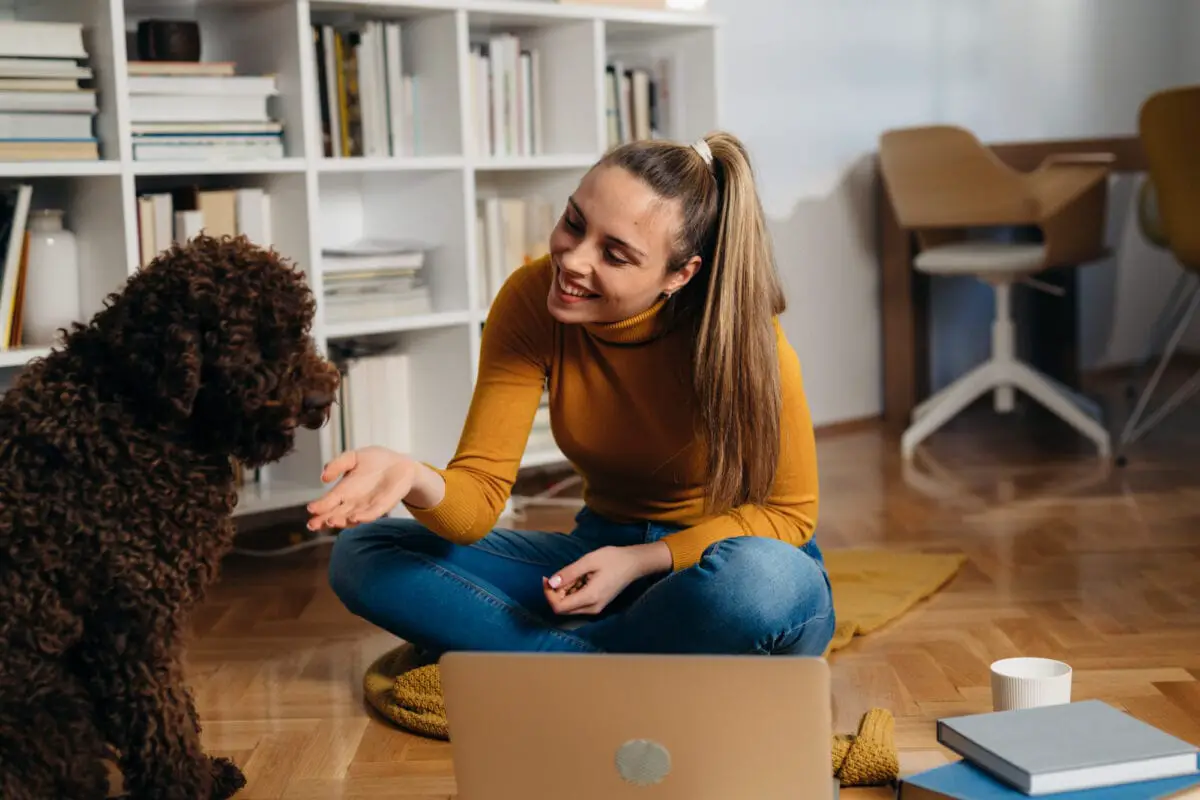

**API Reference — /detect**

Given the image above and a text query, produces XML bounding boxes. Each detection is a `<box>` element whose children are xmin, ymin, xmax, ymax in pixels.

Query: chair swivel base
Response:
<box><xmin>901</xmin><ymin>281</ymin><xmax>1112</xmax><ymax>460</ymax></box>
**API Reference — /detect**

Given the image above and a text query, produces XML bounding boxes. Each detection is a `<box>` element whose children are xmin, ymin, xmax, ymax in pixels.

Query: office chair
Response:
<box><xmin>878</xmin><ymin>125</ymin><xmax>1114</xmax><ymax>459</ymax></box>
<box><xmin>1118</xmin><ymin>85</ymin><xmax>1200</xmax><ymax>462</ymax></box>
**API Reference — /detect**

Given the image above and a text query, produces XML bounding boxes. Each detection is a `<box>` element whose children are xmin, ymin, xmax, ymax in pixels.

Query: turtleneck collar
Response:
<box><xmin>582</xmin><ymin>296</ymin><xmax>673</xmax><ymax>345</ymax></box>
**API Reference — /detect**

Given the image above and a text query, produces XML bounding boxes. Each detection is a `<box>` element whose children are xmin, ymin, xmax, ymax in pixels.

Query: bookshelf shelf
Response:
<box><xmin>130</xmin><ymin>158</ymin><xmax>310</xmax><ymax>177</ymax></box>
<box><xmin>325</xmin><ymin>309</ymin><xmax>474</xmax><ymax>338</ymax></box>
<box><xmin>0</xmin><ymin>347</ymin><xmax>52</xmax><ymax>370</ymax></box>
<box><xmin>317</xmin><ymin>155</ymin><xmax>467</xmax><ymax>172</ymax></box>
<box><xmin>0</xmin><ymin>0</ymin><xmax>721</xmax><ymax>519</ymax></box>
<box><xmin>0</xmin><ymin>162</ymin><xmax>124</xmax><ymax>179</ymax></box>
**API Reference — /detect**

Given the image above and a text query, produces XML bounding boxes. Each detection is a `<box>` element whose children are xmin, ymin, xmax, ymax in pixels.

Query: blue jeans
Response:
<box><xmin>328</xmin><ymin>507</ymin><xmax>835</xmax><ymax>657</ymax></box>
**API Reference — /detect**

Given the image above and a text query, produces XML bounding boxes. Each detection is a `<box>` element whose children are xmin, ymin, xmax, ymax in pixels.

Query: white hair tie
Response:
<box><xmin>691</xmin><ymin>138</ymin><xmax>713</xmax><ymax>169</ymax></box>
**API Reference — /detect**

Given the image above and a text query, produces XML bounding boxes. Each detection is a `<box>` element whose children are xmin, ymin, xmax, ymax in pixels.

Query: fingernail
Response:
<box><xmin>548</xmin><ymin>575</ymin><xmax>562</xmax><ymax>589</ymax></box>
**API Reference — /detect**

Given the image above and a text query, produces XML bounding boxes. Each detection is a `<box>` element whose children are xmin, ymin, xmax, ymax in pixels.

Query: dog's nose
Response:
<box><xmin>302</xmin><ymin>391</ymin><xmax>334</xmax><ymax>411</ymax></box>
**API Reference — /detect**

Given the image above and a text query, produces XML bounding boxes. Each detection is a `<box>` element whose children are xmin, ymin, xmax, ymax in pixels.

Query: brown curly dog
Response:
<box><xmin>0</xmin><ymin>235</ymin><xmax>340</xmax><ymax>799</ymax></box>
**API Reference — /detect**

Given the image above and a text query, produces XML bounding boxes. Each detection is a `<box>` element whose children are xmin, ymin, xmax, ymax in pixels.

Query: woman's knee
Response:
<box><xmin>699</xmin><ymin>537</ymin><xmax>834</xmax><ymax>650</ymax></box>
<box><xmin>327</xmin><ymin>517</ymin><xmax>440</xmax><ymax>611</ymax></box>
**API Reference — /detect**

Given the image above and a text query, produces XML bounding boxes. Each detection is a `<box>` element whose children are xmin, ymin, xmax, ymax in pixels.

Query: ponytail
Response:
<box><xmin>601</xmin><ymin>131</ymin><xmax>785</xmax><ymax>513</ymax></box>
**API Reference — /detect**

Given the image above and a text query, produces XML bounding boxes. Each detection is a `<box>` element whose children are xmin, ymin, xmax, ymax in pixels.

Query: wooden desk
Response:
<box><xmin>877</xmin><ymin>135</ymin><xmax>1148</xmax><ymax>434</ymax></box>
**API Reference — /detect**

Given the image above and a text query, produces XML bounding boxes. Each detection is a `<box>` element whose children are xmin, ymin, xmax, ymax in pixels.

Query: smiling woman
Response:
<box><xmin>316</xmin><ymin>131</ymin><xmax>836</xmax><ymax>659</ymax></box>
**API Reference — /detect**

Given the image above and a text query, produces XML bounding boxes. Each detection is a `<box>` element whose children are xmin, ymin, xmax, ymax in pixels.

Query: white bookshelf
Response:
<box><xmin>0</xmin><ymin>0</ymin><xmax>722</xmax><ymax>518</ymax></box>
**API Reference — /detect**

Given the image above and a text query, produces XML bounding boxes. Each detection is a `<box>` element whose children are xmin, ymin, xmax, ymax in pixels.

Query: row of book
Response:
<box><xmin>469</xmin><ymin>34</ymin><xmax>543</xmax><ymax>159</ymax></box>
<box><xmin>475</xmin><ymin>193</ymin><xmax>555</xmax><ymax>306</ymax></box>
<box><xmin>135</xmin><ymin>186</ymin><xmax>273</xmax><ymax>268</ymax></box>
<box><xmin>313</xmin><ymin>20</ymin><xmax>418</xmax><ymax>159</ymax></box>
<box><xmin>605</xmin><ymin>58</ymin><xmax>672</xmax><ymax>150</ymax></box>
<box><xmin>328</xmin><ymin>346</ymin><xmax>413</xmax><ymax>496</ymax></box>
<box><xmin>0</xmin><ymin>21</ymin><xmax>99</xmax><ymax>162</ymax></box>
<box><xmin>128</xmin><ymin>60</ymin><xmax>284</xmax><ymax>162</ymax></box>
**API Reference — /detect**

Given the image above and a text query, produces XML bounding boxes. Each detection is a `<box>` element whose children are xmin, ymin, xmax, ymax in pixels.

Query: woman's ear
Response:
<box><xmin>666</xmin><ymin>255</ymin><xmax>703</xmax><ymax>295</ymax></box>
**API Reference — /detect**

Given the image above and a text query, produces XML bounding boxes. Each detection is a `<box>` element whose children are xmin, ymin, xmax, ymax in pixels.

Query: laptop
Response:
<box><xmin>440</xmin><ymin>651</ymin><xmax>837</xmax><ymax>800</ymax></box>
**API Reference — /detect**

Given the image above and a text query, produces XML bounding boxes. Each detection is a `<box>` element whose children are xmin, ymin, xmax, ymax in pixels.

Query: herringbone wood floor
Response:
<box><xmin>190</xmin><ymin>377</ymin><xmax>1200</xmax><ymax>798</ymax></box>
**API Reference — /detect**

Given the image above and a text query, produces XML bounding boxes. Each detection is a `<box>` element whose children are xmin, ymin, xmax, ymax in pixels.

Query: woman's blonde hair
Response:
<box><xmin>600</xmin><ymin>131</ymin><xmax>786</xmax><ymax>514</ymax></box>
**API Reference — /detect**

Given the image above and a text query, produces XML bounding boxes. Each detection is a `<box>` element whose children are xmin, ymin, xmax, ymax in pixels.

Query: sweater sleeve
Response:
<box><xmin>659</xmin><ymin>320</ymin><xmax>820</xmax><ymax>570</ymax></box>
<box><xmin>402</xmin><ymin>258</ymin><xmax>554</xmax><ymax>543</ymax></box>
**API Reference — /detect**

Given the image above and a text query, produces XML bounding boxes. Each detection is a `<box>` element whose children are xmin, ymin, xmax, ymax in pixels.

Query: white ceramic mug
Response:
<box><xmin>990</xmin><ymin>657</ymin><xmax>1072</xmax><ymax>712</ymax></box>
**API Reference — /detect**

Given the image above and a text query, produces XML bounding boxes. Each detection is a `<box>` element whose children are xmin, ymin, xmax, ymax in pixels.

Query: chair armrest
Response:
<box><xmin>1025</xmin><ymin>160</ymin><xmax>1112</xmax><ymax>220</ymax></box>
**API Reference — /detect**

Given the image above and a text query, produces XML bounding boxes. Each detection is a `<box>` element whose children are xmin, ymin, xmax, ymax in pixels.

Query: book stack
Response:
<box><xmin>312</xmin><ymin>21</ymin><xmax>418</xmax><ymax>159</ymax></box>
<box><xmin>475</xmin><ymin>193</ymin><xmax>556</xmax><ymax>306</ymax></box>
<box><xmin>135</xmin><ymin>186</ymin><xmax>273</xmax><ymax>266</ymax></box>
<box><xmin>0</xmin><ymin>21</ymin><xmax>98</xmax><ymax>161</ymax></box>
<box><xmin>604</xmin><ymin>57</ymin><xmax>673</xmax><ymax>149</ymax></box>
<box><xmin>127</xmin><ymin>61</ymin><xmax>284</xmax><ymax>162</ymax></box>
<box><xmin>321</xmin><ymin>239</ymin><xmax>431</xmax><ymax>324</ymax></box>
<box><xmin>468</xmin><ymin>34</ymin><xmax>543</xmax><ymax>158</ymax></box>
<box><xmin>899</xmin><ymin>700</ymin><xmax>1200</xmax><ymax>799</ymax></box>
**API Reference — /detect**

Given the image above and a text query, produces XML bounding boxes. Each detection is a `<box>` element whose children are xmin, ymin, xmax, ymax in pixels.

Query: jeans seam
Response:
<box><xmin>404</xmin><ymin>549</ymin><xmax>598</xmax><ymax>653</ymax></box>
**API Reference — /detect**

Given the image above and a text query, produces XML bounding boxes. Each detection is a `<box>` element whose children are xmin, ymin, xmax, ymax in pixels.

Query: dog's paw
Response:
<box><xmin>208</xmin><ymin>757</ymin><xmax>246</xmax><ymax>799</ymax></box>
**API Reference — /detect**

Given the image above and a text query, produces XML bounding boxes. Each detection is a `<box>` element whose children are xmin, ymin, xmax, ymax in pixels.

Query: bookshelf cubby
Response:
<box><xmin>0</xmin><ymin>0</ymin><xmax>721</xmax><ymax>519</ymax></box>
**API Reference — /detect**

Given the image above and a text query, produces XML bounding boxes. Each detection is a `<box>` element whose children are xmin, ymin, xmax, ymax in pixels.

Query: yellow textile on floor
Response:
<box><xmin>364</xmin><ymin>548</ymin><xmax>967</xmax><ymax>788</ymax></box>
<box><xmin>822</xmin><ymin>548</ymin><xmax>967</xmax><ymax>654</ymax></box>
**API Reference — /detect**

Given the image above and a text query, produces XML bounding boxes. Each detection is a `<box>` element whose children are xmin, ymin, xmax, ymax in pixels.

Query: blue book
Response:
<box><xmin>898</xmin><ymin>760</ymin><xmax>1200</xmax><ymax>799</ymax></box>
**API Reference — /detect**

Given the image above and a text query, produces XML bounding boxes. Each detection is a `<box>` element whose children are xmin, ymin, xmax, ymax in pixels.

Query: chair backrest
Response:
<box><xmin>878</xmin><ymin>125</ymin><xmax>1037</xmax><ymax>230</ymax></box>
<box><xmin>1139</xmin><ymin>85</ymin><xmax>1200</xmax><ymax>269</ymax></box>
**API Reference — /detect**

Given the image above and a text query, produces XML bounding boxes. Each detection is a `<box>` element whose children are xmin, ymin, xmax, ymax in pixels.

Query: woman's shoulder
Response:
<box><xmin>500</xmin><ymin>253</ymin><xmax>554</xmax><ymax>299</ymax></box>
<box><xmin>484</xmin><ymin>254</ymin><xmax>555</xmax><ymax>336</ymax></box>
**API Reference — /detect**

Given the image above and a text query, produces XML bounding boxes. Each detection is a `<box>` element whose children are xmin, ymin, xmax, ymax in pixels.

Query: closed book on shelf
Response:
<box><xmin>0</xmin><ymin>21</ymin><xmax>87</xmax><ymax>59</ymax></box>
<box><xmin>937</xmin><ymin>700</ymin><xmax>1200</xmax><ymax>795</ymax></box>
<box><xmin>898</xmin><ymin>760</ymin><xmax>1200</xmax><ymax>800</ymax></box>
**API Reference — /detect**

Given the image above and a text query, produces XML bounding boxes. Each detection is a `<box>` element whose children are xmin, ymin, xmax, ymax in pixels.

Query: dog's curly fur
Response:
<box><xmin>0</xmin><ymin>235</ymin><xmax>340</xmax><ymax>799</ymax></box>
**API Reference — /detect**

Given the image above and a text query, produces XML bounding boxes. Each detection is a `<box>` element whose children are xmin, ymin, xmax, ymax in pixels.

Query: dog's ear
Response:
<box><xmin>157</xmin><ymin>323</ymin><xmax>202</xmax><ymax>419</ymax></box>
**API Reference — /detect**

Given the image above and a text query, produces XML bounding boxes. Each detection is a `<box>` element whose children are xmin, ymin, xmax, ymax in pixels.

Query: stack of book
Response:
<box><xmin>321</xmin><ymin>239</ymin><xmax>431</xmax><ymax>324</ymax></box>
<box><xmin>467</xmin><ymin>33</ymin><xmax>542</xmax><ymax>159</ymax></box>
<box><xmin>0</xmin><ymin>21</ymin><xmax>98</xmax><ymax>161</ymax></box>
<box><xmin>135</xmin><ymin>186</ymin><xmax>273</xmax><ymax>267</ymax></box>
<box><xmin>312</xmin><ymin>20</ymin><xmax>418</xmax><ymax>159</ymax></box>
<box><xmin>127</xmin><ymin>61</ymin><xmax>284</xmax><ymax>162</ymax></box>
<box><xmin>899</xmin><ymin>700</ymin><xmax>1200</xmax><ymax>798</ymax></box>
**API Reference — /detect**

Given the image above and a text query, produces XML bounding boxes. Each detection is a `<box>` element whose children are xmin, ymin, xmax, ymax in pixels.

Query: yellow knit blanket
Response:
<box><xmin>366</xmin><ymin>649</ymin><xmax>900</xmax><ymax>788</ymax></box>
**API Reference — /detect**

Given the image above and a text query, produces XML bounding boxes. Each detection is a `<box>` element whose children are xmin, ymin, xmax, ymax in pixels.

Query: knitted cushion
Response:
<box><xmin>364</xmin><ymin>643</ymin><xmax>900</xmax><ymax>787</ymax></box>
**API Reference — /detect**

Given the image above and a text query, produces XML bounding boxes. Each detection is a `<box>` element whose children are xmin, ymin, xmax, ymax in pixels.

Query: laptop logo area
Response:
<box><xmin>615</xmin><ymin>739</ymin><xmax>673</xmax><ymax>786</ymax></box>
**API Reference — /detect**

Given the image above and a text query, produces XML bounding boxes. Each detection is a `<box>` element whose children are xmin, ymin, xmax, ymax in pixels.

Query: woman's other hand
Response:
<box><xmin>306</xmin><ymin>446</ymin><xmax>416</xmax><ymax>530</ymax></box>
<box><xmin>543</xmin><ymin>542</ymin><xmax>673</xmax><ymax>616</ymax></box>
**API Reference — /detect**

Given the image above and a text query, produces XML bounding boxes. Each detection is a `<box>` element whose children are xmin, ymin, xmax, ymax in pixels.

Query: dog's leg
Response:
<box><xmin>78</xmin><ymin>625</ymin><xmax>245</xmax><ymax>800</ymax></box>
<box><xmin>0</xmin><ymin>654</ymin><xmax>112</xmax><ymax>800</ymax></box>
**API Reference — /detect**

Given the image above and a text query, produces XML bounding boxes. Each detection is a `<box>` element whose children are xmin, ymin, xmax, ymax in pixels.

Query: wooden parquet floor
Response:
<box><xmin>190</xmin><ymin>377</ymin><xmax>1200</xmax><ymax>798</ymax></box>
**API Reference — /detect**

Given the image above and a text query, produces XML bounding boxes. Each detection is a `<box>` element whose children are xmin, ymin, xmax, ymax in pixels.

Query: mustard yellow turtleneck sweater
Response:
<box><xmin>404</xmin><ymin>255</ymin><xmax>819</xmax><ymax>571</ymax></box>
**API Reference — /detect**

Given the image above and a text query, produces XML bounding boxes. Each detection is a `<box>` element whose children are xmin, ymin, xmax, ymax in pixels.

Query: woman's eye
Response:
<box><xmin>606</xmin><ymin>251</ymin><xmax>628</xmax><ymax>266</ymax></box>
<box><xmin>564</xmin><ymin>215</ymin><xmax>583</xmax><ymax>233</ymax></box>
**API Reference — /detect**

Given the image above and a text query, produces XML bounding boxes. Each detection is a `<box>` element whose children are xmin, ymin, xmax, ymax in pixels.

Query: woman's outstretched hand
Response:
<box><xmin>306</xmin><ymin>446</ymin><xmax>416</xmax><ymax>530</ymax></box>
<box><xmin>543</xmin><ymin>542</ymin><xmax>673</xmax><ymax>616</ymax></box>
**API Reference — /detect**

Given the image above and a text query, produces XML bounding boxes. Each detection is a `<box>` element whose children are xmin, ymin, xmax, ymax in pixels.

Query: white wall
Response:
<box><xmin>711</xmin><ymin>0</ymin><xmax>1198</xmax><ymax>425</ymax></box>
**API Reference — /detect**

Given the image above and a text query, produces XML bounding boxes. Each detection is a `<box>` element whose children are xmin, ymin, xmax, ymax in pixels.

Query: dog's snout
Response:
<box><xmin>302</xmin><ymin>391</ymin><xmax>334</xmax><ymax>411</ymax></box>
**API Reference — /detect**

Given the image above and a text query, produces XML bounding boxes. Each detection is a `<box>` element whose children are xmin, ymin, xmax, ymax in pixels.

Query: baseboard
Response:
<box><xmin>814</xmin><ymin>414</ymin><xmax>882</xmax><ymax>437</ymax></box>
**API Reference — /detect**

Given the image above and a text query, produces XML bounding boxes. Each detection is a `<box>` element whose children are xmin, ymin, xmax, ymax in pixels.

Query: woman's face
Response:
<box><xmin>547</xmin><ymin>164</ymin><xmax>698</xmax><ymax>324</ymax></box>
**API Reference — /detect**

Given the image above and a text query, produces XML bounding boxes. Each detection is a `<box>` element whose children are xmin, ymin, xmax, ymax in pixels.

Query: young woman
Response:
<box><xmin>314</xmin><ymin>131</ymin><xmax>835</xmax><ymax>657</ymax></box>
